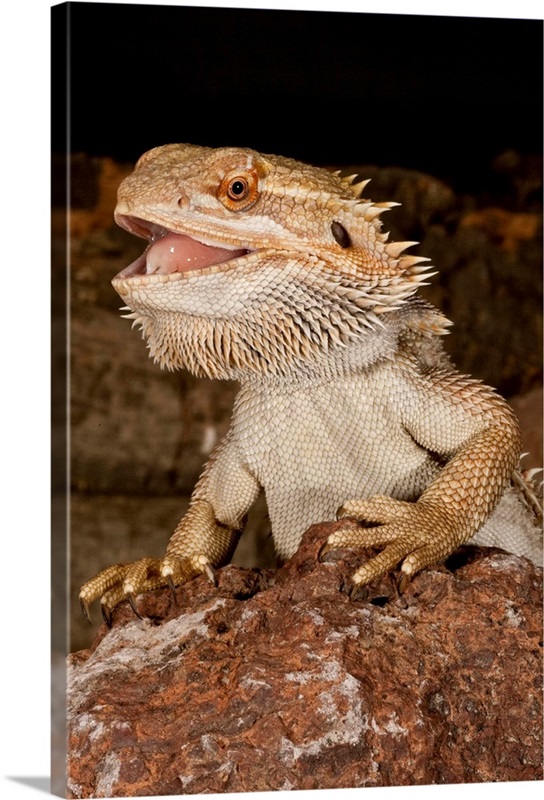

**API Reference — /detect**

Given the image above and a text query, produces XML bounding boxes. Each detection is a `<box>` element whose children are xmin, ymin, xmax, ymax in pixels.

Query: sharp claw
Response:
<box><xmin>318</xmin><ymin>540</ymin><xmax>333</xmax><ymax>562</ymax></box>
<box><xmin>203</xmin><ymin>563</ymin><xmax>218</xmax><ymax>587</ymax></box>
<box><xmin>349</xmin><ymin>582</ymin><xmax>361</xmax><ymax>601</ymax></box>
<box><xmin>79</xmin><ymin>596</ymin><xmax>92</xmax><ymax>624</ymax></box>
<box><xmin>167</xmin><ymin>575</ymin><xmax>178</xmax><ymax>603</ymax></box>
<box><xmin>127</xmin><ymin>592</ymin><xmax>144</xmax><ymax>619</ymax></box>
<box><xmin>336</xmin><ymin>505</ymin><xmax>346</xmax><ymax>520</ymax></box>
<box><xmin>398</xmin><ymin>572</ymin><xmax>411</xmax><ymax>594</ymax></box>
<box><xmin>101</xmin><ymin>603</ymin><xmax>112</xmax><ymax>628</ymax></box>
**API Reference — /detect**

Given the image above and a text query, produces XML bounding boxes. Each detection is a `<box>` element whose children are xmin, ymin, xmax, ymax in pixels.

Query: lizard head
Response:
<box><xmin>113</xmin><ymin>143</ymin><xmax>437</xmax><ymax>378</ymax></box>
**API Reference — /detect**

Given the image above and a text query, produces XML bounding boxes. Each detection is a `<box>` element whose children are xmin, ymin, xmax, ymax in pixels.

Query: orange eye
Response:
<box><xmin>218</xmin><ymin>170</ymin><xmax>259</xmax><ymax>211</ymax></box>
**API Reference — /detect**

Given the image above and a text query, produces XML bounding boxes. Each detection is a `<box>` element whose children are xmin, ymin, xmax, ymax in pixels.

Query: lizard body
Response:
<box><xmin>80</xmin><ymin>143</ymin><xmax>542</xmax><ymax>621</ymax></box>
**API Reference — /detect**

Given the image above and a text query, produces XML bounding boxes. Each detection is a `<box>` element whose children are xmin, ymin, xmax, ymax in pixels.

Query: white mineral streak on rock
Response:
<box><xmin>69</xmin><ymin>712</ymin><xmax>128</xmax><ymax>768</ymax></box>
<box><xmin>370</xmin><ymin>712</ymin><xmax>411</xmax><ymax>738</ymax></box>
<box><xmin>304</xmin><ymin>608</ymin><xmax>325</xmax><ymax>626</ymax></box>
<box><xmin>239</xmin><ymin>674</ymin><xmax>272</xmax><ymax>691</ymax></box>
<box><xmin>325</xmin><ymin>625</ymin><xmax>360</xmax><ymax>643</ymax></box>
<box><xmin>178</xmin><ymin>774</ymin><xmax>195</xmax><ymax>789</ymax></box>
<box><xmin>71</xmin><ymin>712</ymin><xmax>103</xmax><ymax>740</ymax></box>
<box><xmin>279</xmin><ymin>659</ymin><xmax>369</xmax><ymax>765</ymax></box>
<box><xmin>504</xmin><ymin>600</ymin><xmax>524</xmax><ymax>627</ymax></box>
<box><xmin>488</xmin><ymin>553</ymin><xmax>529</xmax><ymax>571</ymax></box>
<box><xmin>94</xmin><ymin>752</ymin><xmax>122</xmax><ymax>798</ymax></box>
<box><xmin>68</xmin><ymin>599</ymin><xmax>227</xmax><ymax>706</ymax></box>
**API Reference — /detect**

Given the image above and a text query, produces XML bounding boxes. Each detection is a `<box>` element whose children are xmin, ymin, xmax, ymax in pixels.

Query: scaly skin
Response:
<box><xmin>79</xmin><ymin>144</ymin><xmax>542</xmax><ymax>623</ymax></box>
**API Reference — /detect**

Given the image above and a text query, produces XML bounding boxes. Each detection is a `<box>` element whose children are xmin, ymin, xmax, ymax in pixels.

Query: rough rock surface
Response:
<box><xmin>67</xmin><ymin>523</ymin><xmax>543</xmax><ymax>797</ymax></box>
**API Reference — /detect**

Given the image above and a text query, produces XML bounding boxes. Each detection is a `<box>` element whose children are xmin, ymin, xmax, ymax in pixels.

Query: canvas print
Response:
<box><xmin>52</xmin><ymin>3</ymin><xmax>543</xmax><ymax>797</ymax></box>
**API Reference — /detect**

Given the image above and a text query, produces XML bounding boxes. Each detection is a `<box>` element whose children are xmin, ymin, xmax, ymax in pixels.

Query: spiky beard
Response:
<box><xmin>120</xmin><ymin>277</ymin><xmax>427</xmax><ymax>384</ymax></box>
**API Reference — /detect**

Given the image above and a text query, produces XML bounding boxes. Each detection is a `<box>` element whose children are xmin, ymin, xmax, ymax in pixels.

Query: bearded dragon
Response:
<box><xmin>79</xmin><ymin>144</ymin><xmax>542</xmax><ymax>623</ymax></box>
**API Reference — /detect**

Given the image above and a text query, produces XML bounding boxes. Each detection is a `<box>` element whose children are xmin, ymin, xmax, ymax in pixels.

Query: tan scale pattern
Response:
<box><xmin>79</xmin><ymin>144</ymin><xmax>542</xmax><ymax>621</ymax></box>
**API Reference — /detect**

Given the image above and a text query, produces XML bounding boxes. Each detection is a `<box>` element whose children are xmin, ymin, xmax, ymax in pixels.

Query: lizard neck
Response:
<box><xmin>131</xmin><ymin>298</ymin><xmax>450</xmax><ymax>387</ymax></box>
<box><xmin>132</xmin><ymin>307</ymin><xmax>400</xmax><ymax>384</ymax></box>
<box><xmin>127</xmin><ymin>264</ymin><xmax>407</xmax><ymax>382</ymax></box>
<box><xmin>122</xmin><ymin>255</ymin><xmax>451</xmax><ymax>384</ymax></box>
<box><xmin>240</xmin><ymin>326</ymin><xmax>400</xmax><ymax>388</ymax></box>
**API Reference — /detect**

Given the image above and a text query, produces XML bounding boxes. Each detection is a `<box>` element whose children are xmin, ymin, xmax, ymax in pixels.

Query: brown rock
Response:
<box><xmin>460</xmin><ymin>207</ymin><xmax>541</xmax><ymax>253</ymax></box>
<box><xmin>509</xmin><ymin>386</ymin><xmax>544</xmax><ymax>472</ymax></box>
<box><xmin>67</xmin><ymin>523</ymin><xmax>543</xmax><ymax>796</ymax></box>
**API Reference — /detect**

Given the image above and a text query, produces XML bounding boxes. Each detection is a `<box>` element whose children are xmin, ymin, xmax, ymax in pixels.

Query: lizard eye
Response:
<box><xmin>228</xmin><ymin>179</ymin><xmax>248</xmax><ymax>199</ymax></box>
<box><xmin>218</xmin><ymin>170</ymin><xmax>259</xmax><ymax>211</ymax></box>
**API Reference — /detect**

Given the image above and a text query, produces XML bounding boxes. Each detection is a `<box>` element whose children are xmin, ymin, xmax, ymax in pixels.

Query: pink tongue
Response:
<box><xmin>145</xmin><ymin>233</ymin><xmax>247</xmax><ymax>274</ymax></box>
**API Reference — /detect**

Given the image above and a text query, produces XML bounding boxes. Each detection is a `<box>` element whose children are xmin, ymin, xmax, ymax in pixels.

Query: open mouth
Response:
<box><xmin>115</xmin><ymin>216</ymin><xmax>251</xmax><ymax>280</ymax></box>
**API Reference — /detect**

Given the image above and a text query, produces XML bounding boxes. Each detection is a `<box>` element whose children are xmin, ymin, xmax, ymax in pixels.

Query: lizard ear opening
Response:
<box><xmin>331</xmin><ymin>221</ymin><xmax>352</xmax><ymax>249</ymax></box>
<box><xmin>217</xmin><ymin>169</ymin><xmax>260</xmax><ymax>212</ymax></box>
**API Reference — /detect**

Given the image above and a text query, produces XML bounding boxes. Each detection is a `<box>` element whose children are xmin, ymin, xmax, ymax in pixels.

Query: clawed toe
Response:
<box><xmin>79</xmin><ymin>557</ymin><xmax>166</xmax><ymax>625</ymax></box>
<box><xmin>101</xmin><ymin>602</ymin><xmax>113</xmax><ymax>627</ymax></box>
<box><xmin>166</xmin><ymin>575</ymin><xmax>178</xmax><ymax>602</ymax></box>
<box><xmin>80</xmin><ymin>596</ymin><xmax>92</xmax><ymax>625</ymax></box>
<box><xmin>319</xmin><ymin>497</ymin><xmax>456</xmax><ymax>594</ymax></box>
<box><xmin>127</xmin><ymin>592</ymin><xmax>144</xmax><ymax>619</ymax></box>
<box><xmin>397</xmin><ymin>572</ymin><xmax>412</xmax><ymax>594</ymax></box>
<box><xmin>317</xmin><ymin>540</ymin><xmax>333</xmax><ymax>562</ymax></box>
<box><xmin>203</xmin><ymin>562</ymin><xmax>218</xmax><ymax>586</ymax></box>
<box><xmin>79</xmin><ymin>552</ymin><xmax>220</xmax><ymax>625</ymax></box>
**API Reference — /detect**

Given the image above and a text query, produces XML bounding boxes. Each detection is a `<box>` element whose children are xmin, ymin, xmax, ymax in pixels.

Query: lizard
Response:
<box><xmin>79</xmin><ymin>143</ymin><xmax>543</xmax><ymax>624</ymax></box>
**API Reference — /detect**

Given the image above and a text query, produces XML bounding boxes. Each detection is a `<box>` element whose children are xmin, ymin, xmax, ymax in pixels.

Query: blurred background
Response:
<box><xmin>53</xmin><ymin>4</ymin><xmax>542</xmax><ymax>189</ymax></box>
<box><xmin>51</xmin><ymin>3</ymin><xmax>542</xmax><ymax>651</ymax></box>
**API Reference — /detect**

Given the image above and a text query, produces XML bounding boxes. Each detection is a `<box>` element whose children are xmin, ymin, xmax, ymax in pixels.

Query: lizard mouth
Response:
<box><xmin>114</xmin><ymin>216</ymin><xmax>251</xmax><ymax>281</ymax></box>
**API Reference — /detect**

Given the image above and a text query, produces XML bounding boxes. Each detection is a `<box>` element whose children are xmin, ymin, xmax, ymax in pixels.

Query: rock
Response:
<box><xmin>509</xmin><ymin>386</ymin><xmax>544</xmax><ymax>471</ymax></box>
<box><xmin>459</xmin><ymin>207</ymin><xmax>541</xmax><ymax>253</ymax></box>
<box><xmin>67</xmin><ymin>523</ymin><xmax>543</xmax><ymax>796</ymax></box>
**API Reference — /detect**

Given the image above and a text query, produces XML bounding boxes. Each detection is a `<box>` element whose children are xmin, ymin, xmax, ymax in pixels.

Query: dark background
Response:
<box><xmin>52</xmin><ymin>3</ymin><xmax>542</xmax><ymax>192</ymax></box>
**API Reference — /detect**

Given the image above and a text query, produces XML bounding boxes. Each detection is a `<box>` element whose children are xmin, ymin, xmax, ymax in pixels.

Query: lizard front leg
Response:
<box><xmin>79</xmin><ymin>432</ymin><xmax>261</xmax><ymax>623</ymax></box>
<box><xmin>321</xmin><ymin>361</ymin><xmax>523</xmax><ymax>591</ymax></box>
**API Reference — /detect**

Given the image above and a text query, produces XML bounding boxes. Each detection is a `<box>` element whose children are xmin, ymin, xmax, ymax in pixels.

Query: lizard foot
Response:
<box><xmin>79</xmin><ymin>553</ymin><xmax>217</xmax><ymax>626</ymax></box>
<box><xmin>324</xmin><ymin>495</ymin><xmax>460</xmax><ymax>591</ymax></box>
